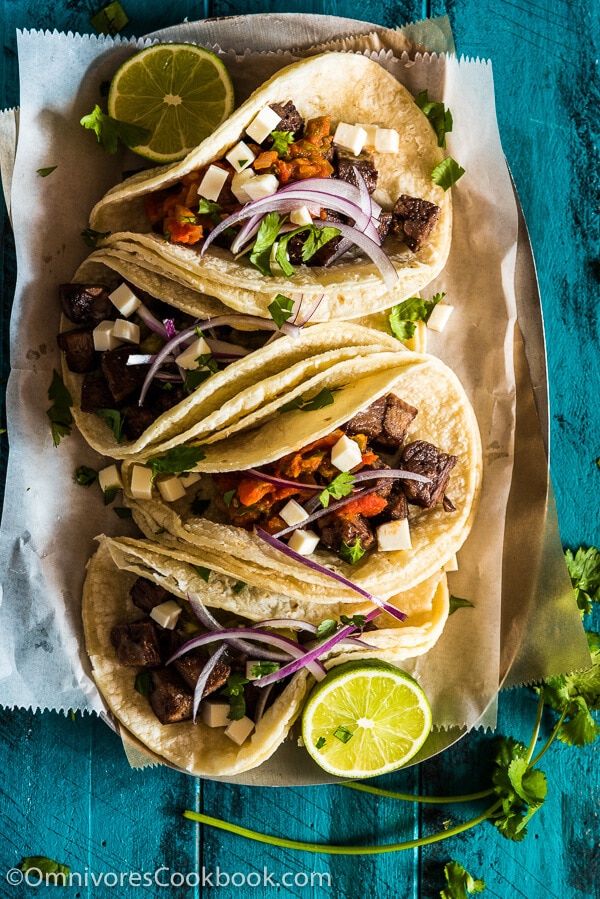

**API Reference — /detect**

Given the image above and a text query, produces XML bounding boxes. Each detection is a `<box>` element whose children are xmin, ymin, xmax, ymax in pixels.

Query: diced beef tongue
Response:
<box><xmin>110</xmin><ymin>620</ymin><xmax>162</xmax><ymax>667</ymax></box>
<box><xmin>59</xmin><ymin>283</ymin><xmax>113</xmax><ymax>326</ymax></box>
<box><xmin>335</xmin><ymin>148</ymin><xmax>378</xmax><ymax>194</ymax></box>
<box><xmin>173</xmin><ymin>650</ymin><xmax>231</xmax><ymax>696</ymax></box>
<box><xmin>57</xmin><ymin>328</ymin><xmax>97</xmax><ymax>373</ymax></box>
<box><xmin>345</xmin><ymin>394</ymin><xmax>418</xmax><ymax>449</ymax></box>
<box><xmin>101</xmin><ymin>346</ymin><xmax>150</xmax><ymax>404</ymax></box>
<box><xmin>148</xmin><ymin>668</ymin><xmax>193</xmax><ymax>724</ymax></box>
<box><xmin>269</xmin><ymin>101</ymin><xmax>304</xmax><ymax>136</ymax></box>
<box><xmin>318</xmin><ymin>512</ymin><xmax>376</xmax><ymax>553</ymax></box>
<box><xmin>385</xmin><ymin>483</ymin><xmax>409</xmax><ymax>520</ymax></box>
<box><xmin>376</xmin><ymin>210</ymin><xmax>392</xmax><ymax>244</ymax></box>
<box><xmin>391</xmin><ymin>194</ymin><xmax>441</xmax><ymax>252</ymax></box>
<box><xmin>399</xmin><ymin>440</ymin><xmax>457</xmax><ymax>509</ymax></box>
<box><xmin>80</xmin><ymin>370</ymin><xmax>114</xmax><ymax>413</ymax></box>
<box><xmin>129</xmin><ymin>578</ymin><xmax>171</xmax><ymax>613</ymax></box>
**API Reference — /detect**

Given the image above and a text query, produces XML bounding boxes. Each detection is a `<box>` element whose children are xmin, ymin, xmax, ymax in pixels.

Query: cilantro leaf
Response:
<box><xmin>389</xmin><ymin>293</ymin><xmax>444</xmax><ymax>342</ymax></box>
<box><xmin>339</xmin><ymin>540</ymin><xmax>366</xmax><ymax>565</ymax></box>
<box><xmin>250</xmin><ymin>212</ymin><xmax>284</xmax><ymax>276</ymax></box>
<box><xmin>233</xmin><ymin>580</ymin><xmax>246</xmax><ymax>594</ymax></box>
<box><xmin>46</xmin><ymin>370</ymin><xmax>73</xmax><ymax>446</ymax></box>
<box><xmin>279</xmin><ymin>395</ymin><xmax>304</xmax><ymax>413</ymax></box>
<box><xmin>197</xmin><ymin>198</ymin><xmax>224</xmax><ymax>218</ymax></box>
<box><xmin>565</xmin><ymin>546</ymin><xmax>600</xmax><ymax>617</ymax></box>
<box><xmin>223</xmin><ymin>489</ymin><xmax>236</xmax><ymax>507</ymax></box>
<box><xmin>268</xmin><ymin>294</ymin><xmax>295</xmax><ymax>328</ymax></box>
<box><xmin>319</xmin><ymin>472</ymin><xmax>355</xmax><ymax>508</ymax></box>
<box><xmin>340</xmin><ymin>613</ymin><xmax>367</xmax><ymax>630</ymax></box>
<box><xmin>113</xmin><ymin>506</ymin><xmax>132</xmax><ymax>518</ymax></box>
<box><xmin>250</xmin><ymin>661</ymin><xmax>280</xmax><ymax>678</ymax></box>
<box><xmin>192</xmin><ymin>565</ymin><xmax>211</xmax><ymax>582</ymax></box>
<box><xmin>449</xmin><ymin>595</ymin><xmax>475</xmax><ymax>615</ymax></box>
<box><xmin>415</xmin><ymin>90</ymin><xmax>453</xmax><ymax>149</ymax></box>
<box><xmin>300</xmin><ymin>226</ymin><xmax>340</xmax><ymax>262</ymax></box>
<box><xmin>315</xmin><ymin>736</ymin><xmax>326</xmax><ymax>750</ymax></box>
<box><xmin>146</xmin><ymin>445</ymin><xmax>206</xmax><ymax>480</ymax></box>
<box><xmin>221</xmin><ymin>673</ymin><xmax>249</xmax><ymax>721</ymax></box>
<box><xmin>95</xmin><ymin>407</ymin><xmax>125</xmax><ymax>443</ymax></box>
<box><xmin>540</xmin><ymin>632</ymin><xmax>600</xmax><ymax>746</ymax></box>
<box><xmin>80</xmin><ymin>105</ymin><xmax>151</xmax><ymax>154</ymax></box>
<box><xmin>90</xmin><ymin>0</ymin><xmax>129</xmax><ymax>36</ymax></box>
<box><xmin>316</xmin><ymin>619</ymin><xmax>338</xmax><ymax>640</ymax></box>
<box><xmin>75</xmin><ymin>465</ymin><xmax>97</xmax><ymax>487</ymax></box>
<box><xmin>37</xmin><ymin>165</ymin><xmax>57</xmax><ymax>177</ymax></box>
<box><xmin>134</xmin><ymin>671</ymin><xmax>152</xmax><ymax>697</ymax></box>
<box><xmin>432</xmin><ymin>157</ymin><xmax>465</xmax><ymax>191</ymax></box>
<box><xmin>184</xmin><ymin>368</ymin><xmax>213</xmax><ymax>392</ymax></box>
<box><xmin>271</xmin><ymin>130</ymin><xmax>295</xmax><ymax>155</ymax></box>
<box><xmin>280</xmin><ymin>388</ymin><xmax>335</xmax><ymax>414</ymax></box>
<box><xmin>81</xmin><ymin>227</ymin><xmax>111</xmax><ymax>247</ymax></box>
<box><xmin>441</xmin><ymin>860</ymin><xmax>485</xmax><ymax>899</ymax></box>
<box><xmin>490</xmin><ymin>737</ymin><xmax>547</xmax><ymax>841</ymax></box>
<box><xmin>334</xmin><ymin>725</ymin><xmax>353</xmax><ymax>743</ymax></box>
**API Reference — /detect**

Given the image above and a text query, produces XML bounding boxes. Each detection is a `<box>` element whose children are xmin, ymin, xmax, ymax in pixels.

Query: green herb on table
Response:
<box><xmin>440</xmin><ymin>860</ymin><xmax>485</xmax><ymax>898</ymax></box>
<box><xmin>81</xmin><ymin>228</ymin><xmax>111</xmax><ymax>247</ymax></box>
<box><xmin>90</xmin><ymin>1</ymin><xmax>129</xmax><ymax>35</ymax></box>
<box><xmin>415</xmin><ymin>90</ymin><xmax>453</xmax><ymax>149</ymax></box>
<box><xmin>80</xmin><ymin>105</ymin><xmax>151</xmax><ymax>154</ymax></box>
<box><xmin>75</xmin><ymin>465</ymin><xmax>97</xmax><ymax>487</ymax></box>
<box><xmin>449</xmin><ymin>595</ymin><xmax>475</xmax><ymax>615</ymax></box>
<box><xmin>565</xmin><ymin>545</ymin><xmax>600</xmax><ymax>616</ymax></box>
<box><xmin>432</xmin><ymin>157</ymin><xmax>465</xmax><ymax>191</ymax></box>
<box><xmin>36</xmin><ymin>166</ymin><xmax>57</xmax><ymax>177</ymax></box>
<box><xmin>46</xmin><ymin>370</ymin><xmax>73</xmax><ymax>446</ymax></box>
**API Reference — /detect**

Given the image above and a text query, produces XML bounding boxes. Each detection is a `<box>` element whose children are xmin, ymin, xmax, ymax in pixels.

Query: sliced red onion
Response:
<box><xmin>187</xmin><ymin>592</ymin><xmax>290</xmax><ymax>662</ymax></box>
<box><xmin>195</xmin><ymin>314</ymin><xmax>301</xmax><ymax>339</ymax></box>
<box><xmin>310</xmin><ymin>219</ymin><xmax>398</xmax><ymax>290</ymax></box>
<box><xmin>278</xmin><ymin>176</ymin><xmax>380</xmax><ymax>218</ymax></box>
<box><xmin>139</xmin><ymin>325</ymin><xmax>198</xmax><ymax>406</ymax></box>
<box><xmin>230</xmin><ymin>212</ymin><xmax>265</xmax><ymax>255</ymax></box>
<box><xmin>353</xmin><ymin>469</ymin><xmax>432</xmax><ymax>485</ymax></box>
<box><xmin>254</xmin><ymin>527</ymin><xmax>407</xmax><ymax>623</ymax></box>
<box><xmin>205</xmin><ymin>338</ymin><xmax>250</xmax><ymax>358</ymax></box>
<box><xmin>272</xmin><ymin>485</ymin><xmax>382</xmax><ymax>538</ymax></box>
<box><xmin>136</xmin><ymin>303</ymin><xmax>169</xmax><ymax>338</ymax></box>
<box><xmin>252</xmin><ymin>618</ymin><xmax>318</xmax><ymax>635</ymax></box>
<box><xmin>163</xmin><ymin>318</ymin><xmax>176</xmax><ymax>338</ymax></box>
<box><xmin>295</xmin><ymin>293</ymin><xmax>325</xmax><ymax>327</ymax></box>
<box><xmin>192</xmin><ymin>644</ymin><xmax>227</xmax><ymax>722</ymax></box>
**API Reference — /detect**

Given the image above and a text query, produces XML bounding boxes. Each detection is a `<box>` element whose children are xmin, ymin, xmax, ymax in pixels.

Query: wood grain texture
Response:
<box><xmin>1</xmin><ymin>1</ymin><xmax>599</xmax><ymax>897</ymax></box>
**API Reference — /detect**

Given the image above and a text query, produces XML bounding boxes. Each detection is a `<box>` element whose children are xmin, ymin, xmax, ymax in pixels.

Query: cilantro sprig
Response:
<box><xmin>389</xmin><ymin>292</ymin><xmax>445</xmax><ymax>342</ymax></box>
<box><xmin>268</xmin><ymin>294</ymin><xmax>295</xmax><ymax>328</ymax></box>
<box><xmin>146</xmin><ymin>445</ymin><xmax>206</xmax><ymax>481</ymax></box>
<box><xmin>271</xmin><ymin>130</ymin><xmax>295</xmax><ymax>155</ymax></box>
<box><xmin>80</xmin><ymin>105</ymin><xmax>151</xmax><ymax>154</ymax></box>
<box><xmin>319</xmin><ymin>472</ymin><xmax>354</xmax><ymax>508</ymax></box>
<box><xmin>415</xmin><ymin>90</ymin><xmax>453</xmax><ymax>149</ymax></box>
<box><xmin>221</xmin><ymin>673</ymin><xmax>249</xmax><ymax>721</ymax></box>
<box><xmin>565</xmin><ymin>545</ymin><xmax>600</xmax><ymax>616</ymax></box>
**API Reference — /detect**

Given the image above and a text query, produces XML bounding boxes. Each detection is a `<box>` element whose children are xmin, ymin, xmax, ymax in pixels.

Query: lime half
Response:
<box><xmin>108</xmin><ymin>43</ymin><xmax>234</xmax><ymax>164</ymax></box>
<box><xmin>302</xmin><ymin>660</ymin><xmax>432</xmax><ymax>778</ymax></box>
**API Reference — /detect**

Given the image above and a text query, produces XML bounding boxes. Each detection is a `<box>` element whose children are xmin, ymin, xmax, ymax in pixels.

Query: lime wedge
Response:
<box><xmin>301</xmin><ymin>660</ymin><xmax>432</xmax><ymax>778</ymax></box>
<box><xmin>108</xmin><ymin>43</ymin><xmax>234</xmax><ymax>164</ymax></box>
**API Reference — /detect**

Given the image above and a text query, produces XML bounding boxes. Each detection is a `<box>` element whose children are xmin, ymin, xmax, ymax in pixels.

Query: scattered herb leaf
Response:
<box><xmin>334</xmin><ymin>725</ymin><xmax>354</xmax><ymax>743</ymax></box>
<box><xmin>319</xmin><ymin>472</ymin><xmax>355</xmax><ymax>508</ymax></box>
<box><xmin>565</xmin><ymin>545</ymin><xmax>600</xmax><ymax>617</ymax></box>
<box><xmin>250</xmin><ymin>212</ymin><xmax>283</xmax><ymax>276</ymax></box>
<box><xmin>102</xmin><ymin>485</ymin><xmax>120</xmax><ymax>505</ymax></box>
<box><xmin>233</xmin><ymin>580</ymin><xmax>246</xmax><ymax>594</ymax></box>
<box><xmin>415</xmin><ymin>90</ymin><xmax>453</xmax><ymax>149</ymax></box>
<box><xmin>315</xmin><ymin>736</ymin><xmax>327</xmax><ymax>750</ymax></box>
<box><xmin>80</xmin><ymin>104</ymin><xmax>151</xmax><ymax>154</ymax></box>
<box><xmin>490</xmin><ymin>736</ymin><xmax>547</xmax><ymax>841</ymax></box>
<box><xmin>389</xmin><ymin>293</ymin><xmax>445</xmax><ymax>342</ymax></box>
<box><xmin>223</xmin><ymin>489</ymin><xmax>236</xmax><ymax>508</ymax></box>
<box><xmin>192</xmin><ymin>565</ymin><xmax>211</xmax><ymax>582</ymax></box>
<box><xmin>113</xmin><ymin>506</ymin><xmax>132</xmax><ymax>518</ymax></box>
<box><xmin>81</xmin><ymin>227</ymin><xmax>111</xmax><ymax>247</ymax></box>
<box><xmin>271</xmin><ymin>130</ymin><xmax>295</xmax><ymax>155</ymax></box>
<box><xmin>134</xmin><ymin>671</ymin><xmax>152</xmax><ymax>697</ymax></box>
<box><xmin>95</xmin><ymin>407</ymin><xmax>125</xmax><ymax>443</ymax></box>
<box><xmin>221</xmin><ymin>673</ymin><xmax>249</xmax><ymax>721</ymax></box>
<box><xmin>339</xmin><ymin>539</ymin><xmax>366</xmax><ymax>565</ymax></box>
<box><xmin>339</xmin><ymin>614</ymin><xmax>367</xmax><ymax>631</ymax></box>
<box><xmin>37</xmin><ymin>165</ymin><xmax>57</xmax><ymax>177</ymax></box>
<box><xmin>75</xmin><ymin>465</ymin><xmax>97</xmax><ymax>487</ymax></box>
<box><xmin>268</xmin><ymin>294</ymin><xmax>295</xmax><ymax>328</ymax></box>
<box><xmin>146</xmin><ymin>446</ymin><xmax>206</xmax><ymax>480</ymax></box>
<box><xmin>184</xmin><ymin>368</ymin><xmax>213</xmax><ymax>393</ymax></box>
<box><xmin>440</xmin><ymin>860</ymin><xmax>486</xmax><ymax>898</ymax></box>
<box><xmin>316</xmin><ymin>619</ymin><xmax>338</xmax><ymax>641</ymax></box>
<box><xmin>431</xmin><ymin>157</ymin><xmax>465</xmax><ymax>191</ymax></box>
<box><xmin>251</xmin><ymin>661</ymin><xmax>280</xmax><ymax>678</ymax></box>
<box><xmin>279</xmin><ymin>388</ymin><xmax>335</xmax><ymax>413</ymax></box>
<box><xmin>46</xmin><ymin>370</ymin><xmax>73</xmax><ymax>446</ymax></box>
<box><xmin>449</xmin><ymin>595</ymin><xmax>475</xmax><ymax>615</ymax></box>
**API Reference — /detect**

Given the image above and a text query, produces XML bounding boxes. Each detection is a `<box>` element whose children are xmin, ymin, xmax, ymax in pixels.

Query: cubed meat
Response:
<box><xmin>376</xmin><ymin>211</ymin><xmax>392</xmax><ymax>243</ymax></box>
<box><xmin>385</xmin><ymin>483</ymin><xmax>409</xmax><ymax>520</ymax></box>
<box><xmin>269</xmin><ymin>101</ymin><xmax>304</xmax><ymax>136</ymax></box>
<box><xmin>80</xmin><ymin>370</ymin><xmax>115</xmax><ymax>413</ymax></box>
<box><xmin>59</xmin><ymin>283</ymin><xmax>113</xmax><ymax>326</ymax></box>
<box><xmin>101</xmin><ymin>346</ymin><xmax>150</xmax><ymax>404</ymax></box>
<box><xmin>145</xmin><ymin>382</ymin><xmax>187</xmax><ymax>416</ymax></box>
<box><xmin>335</xmin><ymin>147</ymin><xmax>378</xmax><ymax>194</ymax></box>
<box><xmin>110</xmin><ymin>620</ymin><xmax>162</xmax><ymax>667</ymax></box>
<box><xmin>148</xmin><ymin>668</ymin><xmax>193</xmax><ymax>724</ymax></box>
<box><xmin>345</xmin><ymin>394</ymin><xmax>418</xmax><ymax>449</ymax></box>
<box><xmin>120</xmin><ymin>405</ymin><xmax>155</xmax><ymax>441</ymax></box>
<box><xmin>57</xmin><ymin>328</ymin><xmax>96</xmax><ymax>373</ymax></box>
<box><xmin>129</xmin><ymin>578</ymin><xmax>172</xmax><ymax>613</ymax></box>
<box><xmin>391</xmin><ymin>195</ymin><xmax>441</xmax><ymax>252</ymax></box>
<box><xmin>318</xmin><ymin>512</ymin><xmax>376</xmax><ymax>553</ymax></box>
<box><xmin>174</xmin><ymin>650</ymin><xmax>231</xmax><ymax>695</ymax></box>
<box><xmin>399</xmin><ymin>440</ymin><xmax>457</xmax><ymax>509</ymax></box>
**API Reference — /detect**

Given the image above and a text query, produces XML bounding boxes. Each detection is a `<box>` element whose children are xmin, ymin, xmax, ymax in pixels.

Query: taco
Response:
<box><xmin>89</xmin><ymin>52</ymin><xmax>452</xmax><ymax>322</ymax></box>
<box><xmin>83</xmin><ymin>536</ymin><xmax>449</xmax><ymax>776</ymax></box>
<box><xmin>119</xmin><ymin>350</ymin><xmax>482</xmax><ymax>604</ymax></box>
<box><xmin>58</xmin><ymin>251</ymin><xmax>404</xmax><ymax>458</ymax></box>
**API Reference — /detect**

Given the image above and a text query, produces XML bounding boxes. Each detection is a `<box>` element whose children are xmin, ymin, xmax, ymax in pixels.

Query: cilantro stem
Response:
<box><xmin>344</xmin><ymin>782</ymin><xmax>495</xmax><ymax>804</ymax></box>
<box><xmin>525</xmin><ymin>689</ymin><xmax>546</xmax><ymax>764</ymax></box>
<box><xmin>183</xmin><ymin>801</ymin><xmax>503</xmax><ymax>855</ymax></box>
<box><xmin>529</xmin><ymin>707</ymin><xmax>568</xmax><ymax>767</ymax></box>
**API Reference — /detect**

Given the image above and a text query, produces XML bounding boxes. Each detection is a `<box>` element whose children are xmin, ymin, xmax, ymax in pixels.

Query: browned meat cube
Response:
<box><xmin>335</xmin><ymin>147</ymin><xmax>379</xmax><ymax>194</ymax></box>
<box><xmin>120</xmin><ymin>405</ymin><xmax>155</xmax><ymax>441</ymax></box>
<box><xmin>59</xmin><ymin>283</ymin><xmax>113</xmax><ymax>326</ymax></box>
<box><xmin>385</xmin><ymin>483</ymin><xmax>409</xmax><ymax>520</ymax></box>
<box><xmin>110</xmin><ymin>620</ymin><xmax>162</xmax><ymax>667</ymax></box>
<box><xmin>318</xmin><ymin>512</ymin><xmax>375</xmax><ymax>553</ymax></box>
<box><xmin>376</xmin><ymin>211</ymin><xmax>392</xmax><ymax>243</ymax></box>
<box><xmin>345</xmin><ymin>394</ymin><xmax>417</xmax><ymax>449</ymax></box>
<box><xmin>400</xmin><ymin>440</ymin><xmax>457</xmax><ymax>509</ymax></box>
<box><xmin>129</xmin><ymin>578</ymin><xmax>171</xmax><ymax>613</ymax></box>
<box><xmin>174</xmin><ymin>650</ymin><xmax>231</xmax><ymax>695</ymax></box>
<box><xmin>80</xmin><ymin>370</ymin><xmax>114</xmax><ymax>413</ymax></box>
<box><xmin>149</xmin><ymin>668</ymin><xmax>193</xmax><ymax>724</ymax></box>
<box><xmin>57</xmin><ymin>328</ymin><xmax>96</xmax><ymax>373</ymax></box>
<box><xmin>391</xmin><ymin>194</ymin><xmax>441</xmax><ymax>252</ymax></box>
<box><xmin>269</xmin><ymin>101</ymin><xmax>304</xmax><ymax>136</ymax></box>
<box><xmin>101</xmin><ymin>346</ymin><xmax>150</xmax><ymax>404</ymax></box>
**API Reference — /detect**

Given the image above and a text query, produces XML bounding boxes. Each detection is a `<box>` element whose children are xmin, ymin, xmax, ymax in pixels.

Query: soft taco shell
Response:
<box><xmin>89</xmin><ymin>53</ymin><xmax>451</xmax><ymax>322</ymax></box>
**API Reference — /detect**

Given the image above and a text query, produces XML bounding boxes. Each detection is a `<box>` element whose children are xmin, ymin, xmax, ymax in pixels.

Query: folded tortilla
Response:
<box><xmin>89</xmin><ymin>52</ymin><xmax>451</xmax><ymax>322</ymax></box>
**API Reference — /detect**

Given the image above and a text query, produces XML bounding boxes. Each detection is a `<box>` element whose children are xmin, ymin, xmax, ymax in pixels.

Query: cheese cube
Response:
<box><xmin>290</xmin><ymin>205</ymin><xmax>314</xmax><ymax>226</ymax></box>
<box><xmin>427</xmin><ymin>303</ymin><xmax>454</xmax><ymax>332</ymax></box>
<box><xmin>443</xmin><ymin>555</ymin><xmax>458</xmax><ymax>572</ymax></box>
<box><xmin>377</xmin><ymin>518</ymin><xmax>412</xmax><ymax>552</ymax></box>
<box><xmin>225</xmin><ymin>140</ymin><xmax>255</xmax><ymax>173</ymax></box>
<box><xmin>109</xmin><ymin>283</ymin><xmax>141</xmax><ymax>317</ymax></box>
<box><xmin>175</xmin><ymin>335</ymin><xmax>212</xmax><ymax>370</ymax></box>
<box><xmin>197</xmin><ymin>164</ymin><xmax>229</xmax><ymax>202</ymax></box>
<box><xmin>157</xmin><ymin>476</ymin><xmax>187</xmax><ymax>503</ymax></box>
<box><xmin>130</xmin><ymin>464</ymin><xmax>154</xmax><ymax>501</ymax></box>
<box><xmin>279</xmin><ymin>499</ymin><xmax>310</xmax><ymax>527</ymax></box>
<box><xmin>150</xmin><ymin>599</ymin><xmax>182</xmax><ymax>630</ymax></box>
<box><xmin>246</xmin><ymin>105</ymin><xmax>282</xmax><ymax>144</ymax></box>
<box><xmin>330</xmin><ymin>434</ymin><xmax>363</xmax><ymax>472</ymax></box>
<box><xmin>231</xmin><ymin>169</ymin><xmax>256</xmax><ymax>203</ymax></box>
<box><xmin>333</xmin><ymin>122</ymin><xmax>367</xmax><ymax>155</ymax></box>
<box><xmin>201</xmin><ymin>698</ymin><xmax>231</xmax><ymax>728</ymax></box>
<box><xmin>93</xmin><ymin>320</ymin><xmax>122</xmax><ymax>352</ymax></box>
<box><xmin>357</xmin><ymin>122</ymin><xmax>379</xmax><ymax>145</ymax></box>
<box><xmin>224</xmin><ymin>715</ymin><xmax>255</xmax><ymax>746</ymax></box>
<box><xmin>179</xmin><ymin>471</ymin><xmax>202</xmax><ymax>488</ymax></box>
<box><xmin>243</xmin><ymin>174</ymin><xmax>279</xmax><ymax>201</ymax></box>
<box><xmin>374</xmin><ymin>128</ymin><xmax>400</xmax><ymax>153</ymax></box>
<box><xmin>98</xmin><ymin>464</ymin><xmax>123</xmax><ymax>494</ymax></box>
<box><xmin>246</xmin><ymin>660</ymin><xmax>280</xmax><ymax>681</ymax></box>
<box><xmin>288</xmin><ymin>529</ymin><xmax>320</xmax><ymax>556</ymax></box>
<box><xmin>112</xmin><ymin>318</ymin><xmax>140</xmax><ymax>345</ymax></box>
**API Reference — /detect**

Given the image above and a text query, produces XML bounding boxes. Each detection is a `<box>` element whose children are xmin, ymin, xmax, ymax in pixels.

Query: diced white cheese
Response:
<box><xmin>112</xmin><ymin>318</ymin><xmax>140</xmax><ymax>345</ymax></box>
<box><xmin>356</xmin><ymin>122</ymin><xmax>379</xmax><ymax>145</ymax></box>
<box><xmin>150</xmin><ymin>599</ymin><xmax>182</xmax><ymax>630</ymax></box>
<box><xmin>377</xmin><ymin>518</ymin><xmax>412</xmax><ymax>552</ymax></box>
<box><xmin>289</xmin><ymin>205</ymin><xmax>314</xmax><ymax>226</ymax></box>
<box><xmin>175</xmin><ymin>335</ymin><xmax>212</xmax><ymax>370</ymax></box>
<box><xmin>246</xmin><ymin>105</ymin><xmax>282</xmax><ymax>144</ymax></box>
<box><xmin>333</xmin><ymin>122</ymin><xmax>367</xmax><ymax>155</ymax></box>
<box><xmin>225</xmin><ymin>140</ymin><xmax>255</xmax><ymax>173</ymax></box>
<box><xmin>330</xmin><ymin>434</ymin><xmax>363</xmax><ymax>472</ymax></box>
<box><xmin>288</xmin><ymin>529</ymin><xmax>320</xmax><ymax>556</ymax></box>
<box><xmin>224</xmin><ymin>715</ymin><xmax>255</xmax><ymax>746</ymax></box>
<box><xmin>427</xmin><ymin>303</ymin><xmax>454</xmax><ymax>332</ymax></box>
<box><xmin>109</xmin><ymin>283</ymin><xmax>141</xmax><ymax>317</ymax></box>
<box><xmin>93</xmin><ymin>320</ymin><xmax>122</xmax><ymax>352</ymax></box>
<box><xmin>231</xmin><ymin>169</ymin><xmax>256</xmax><ymax>203</ymax></box>
<box><xmin>130</xmin><ymin>464</ymin><xmax>153</xmax><ymax>501</ymax></box>
<box><xmin>246</xmin><ymin>660</ymin><xmax>280</xmax><ymax>681</ymax></box>
<box><xmin>197</xmin><ymin>164</ymin><xmax>229</xmax><ymax>202</ymax></box>
<box><xmin>443</xmin><ymin>554</ymin><xmax>458</xmax><ymax>572</ymax></box>
<box><xmin>179</xmin><ymin>471</ymin><xmax>202</xmax><ymax>488</ymax></box>
<box><xmin>157</xmin><ymin>476</ymin><xmax>187</xmax><ymax>503</ymax></box>
<box><xmin>279</xmin><ymin>499</ymin><xmax>310</xmax><ymax>527</ymax></box>
<box><xmin>243</xmin><ymin>173</ymin><xmax>280</xmax><ymax>201</ymax></box>
<box><xmin>374</xmin><ymin>128</ymin><xmax>400</xmax><ymax>153</ymax></box>
<box><xmin>201</xmin><ymin>698</ymin><xmax>231</xmax><ymax>728</ymax></box>
<box><xmin>98</xmin><ymin>464</ymin><xmax>123</xmax><ymax>494</ymax></box>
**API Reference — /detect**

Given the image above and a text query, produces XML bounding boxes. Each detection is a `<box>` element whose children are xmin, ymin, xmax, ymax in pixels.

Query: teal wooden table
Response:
<box><xmin>1</xmin><ymin>2</ymin><xmax>598</xmax><ymax>897</ymax></box>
